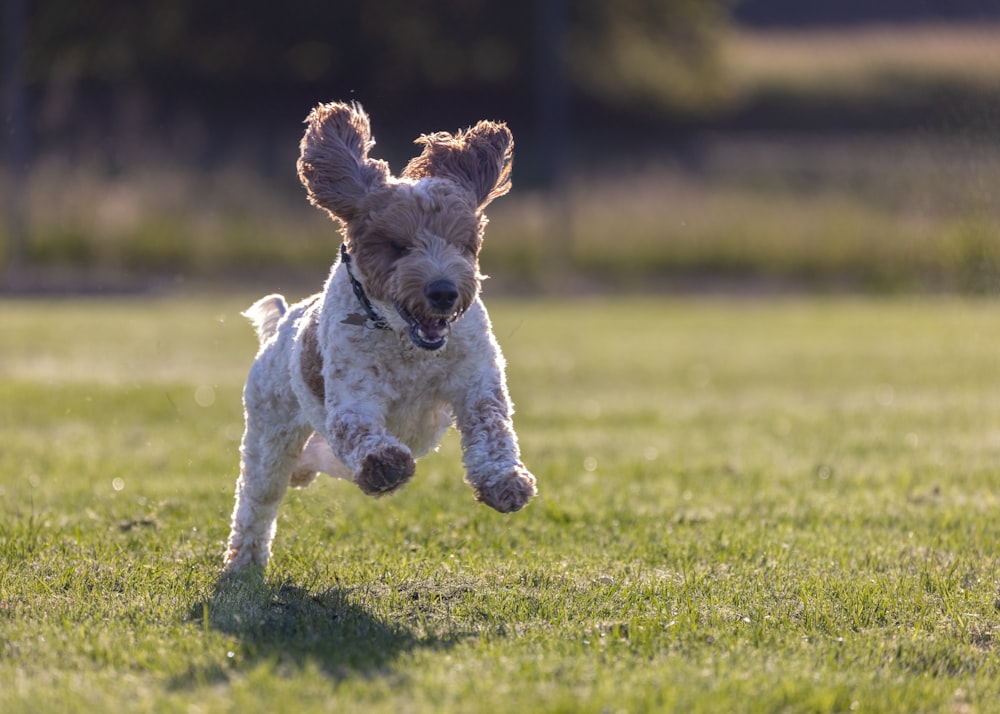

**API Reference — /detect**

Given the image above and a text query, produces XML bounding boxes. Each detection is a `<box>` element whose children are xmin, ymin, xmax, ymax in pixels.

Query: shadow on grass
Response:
<box><xmin>180</xmin><ymin>568</ymin><xmax>456</xmax><ymax>685</ymax></box>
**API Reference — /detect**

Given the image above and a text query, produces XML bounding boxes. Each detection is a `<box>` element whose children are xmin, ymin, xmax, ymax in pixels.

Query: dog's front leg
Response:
<box><xmin>326</xmin><ymin>408</ymin><xmax>416</xmax><ymax>496</ymax></box>
<box><xmin>455</xmin><ymin>380</ymin><xmax>537</xmax><ymax>513</ymax></box>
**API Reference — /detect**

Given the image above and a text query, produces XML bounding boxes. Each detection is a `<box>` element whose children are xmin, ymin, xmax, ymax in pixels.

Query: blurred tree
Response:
<box><xmin>568</xmin><ymin>0</ymin><xmax>735</xmax><ymax>115</ymax></box>
<box><xmin>22</xmin><ymin>0</ymin><xmax>734</xmax><ymax>117</ymax></box>
<box><xmin>3</xmin><ymin>0</ymin><xmax>28</xmax><ymax>274</ymax></box>
<box><xmin>6</xmin><ymin>0</ymin><xmax>737</xmax><ymax>279</ymax></box>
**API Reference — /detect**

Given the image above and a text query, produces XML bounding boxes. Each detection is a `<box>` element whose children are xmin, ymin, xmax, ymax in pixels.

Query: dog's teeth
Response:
<box><xmin>417</xmin><ymin>320</ymin><xmax>446</xmax><ymax>340</ymax></box>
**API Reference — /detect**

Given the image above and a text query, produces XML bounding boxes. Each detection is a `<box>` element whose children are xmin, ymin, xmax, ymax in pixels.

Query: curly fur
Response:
<box><xmin>224</xmin><ymin>101</ymin><xmax>536</xmax><ymax>571</ymax></box>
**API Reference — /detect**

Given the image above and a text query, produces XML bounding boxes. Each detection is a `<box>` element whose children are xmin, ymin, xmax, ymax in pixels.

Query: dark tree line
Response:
<box><xmin>735</xmin><ymin>0</ymin><xmax>1000</xmax><ymax>27</ymax></box>
<box><xmin>19</xmin><ymin>0</ymin><xmax>735</xmax><ymax>130</ymax></box>
<box><xmin>2</xmin><ymin>0</ymin><xmax>737</xmax><ymax>271</ymax></box>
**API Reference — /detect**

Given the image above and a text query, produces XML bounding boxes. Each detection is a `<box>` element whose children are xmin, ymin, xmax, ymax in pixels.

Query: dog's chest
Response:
<box><xmin>377</xmin><ymin>350</ymin><xmax>452</xmax><ymax>408</ymax></box>
<box><xmin>377</xmin><ymin>355</ymin><xmax>455</xmax><ymax>454</ymax></box>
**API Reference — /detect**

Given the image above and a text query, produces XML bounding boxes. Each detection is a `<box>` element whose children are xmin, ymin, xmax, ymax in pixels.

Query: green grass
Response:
<box><xmin>2</xmin><ymin>295</ymin><xmax>1000</xmax><ymax>712</ymax></box>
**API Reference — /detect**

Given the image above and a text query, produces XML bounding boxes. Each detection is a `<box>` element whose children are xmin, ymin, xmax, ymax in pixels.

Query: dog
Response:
<box><xmin>223</xmin><ymin>101</ymin><xmax>537</xmax><ymax>571</ymax></box>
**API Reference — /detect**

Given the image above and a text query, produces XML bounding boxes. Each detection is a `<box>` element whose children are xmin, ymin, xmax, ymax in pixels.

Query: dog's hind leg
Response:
<box><xmin>290</xmin><ymin>431</ymin><xmax>353</xmax><ymax>487</ymax></box>
<box><xmin>224</xmin><ymin>365</ymin><xmax>311</xmax><ymax>571</ymax></box>
<box><xmin>224</xmin><ymin>421</ymin><xmax>310</xmax><ymax>571</ymax></box>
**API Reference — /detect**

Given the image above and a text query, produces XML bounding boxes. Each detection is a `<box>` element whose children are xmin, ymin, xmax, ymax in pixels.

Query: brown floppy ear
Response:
<box><xmin>402</xmin><ymin>121</ymin><xmax>513</xmax><ymax>208</ymax></box>
<box><xmin>297</xmin><ymin>101</ymin><xmax>390</xmax><ymax>222</ymax></box>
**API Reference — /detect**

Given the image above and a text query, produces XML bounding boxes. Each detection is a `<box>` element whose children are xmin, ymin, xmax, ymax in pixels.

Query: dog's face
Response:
<box><xmin>297</xmin><ymin>102</ymin><xmax>512</xmax><ymax>350</ymax></box>
<box><xmin>347</xmin><ymin>178</ymin><xmax>483</xmax><ymax>349</ymax></box>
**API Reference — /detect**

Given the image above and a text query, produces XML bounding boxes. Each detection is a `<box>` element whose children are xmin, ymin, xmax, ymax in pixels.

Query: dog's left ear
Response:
<box><xmin>402</xmin><ymin>121</ymin><xmax>513</xmax><ymax>208</ymax></box>
<box><xmin>297</xmin><ymin>101</ymin><xmax>390</xmax><ymax>223</ymax></box>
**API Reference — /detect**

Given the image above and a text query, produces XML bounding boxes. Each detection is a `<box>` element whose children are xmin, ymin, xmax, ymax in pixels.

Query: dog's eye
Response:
<box><xmin>389</xmin><ymin>241</ymin><xmax>409</xmax><ymax>257</ymax></box>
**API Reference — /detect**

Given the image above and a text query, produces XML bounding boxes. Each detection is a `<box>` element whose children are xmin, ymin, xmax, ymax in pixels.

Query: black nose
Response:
<box><xmin>425</xmin><ymin>280</ymin><xmax>459</xmax><ymax>313</ymax></box>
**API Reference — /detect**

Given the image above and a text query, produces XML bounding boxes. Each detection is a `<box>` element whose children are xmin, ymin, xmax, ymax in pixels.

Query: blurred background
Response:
<box><xmin>3</xmin><ymin>0</ymin><xmax>1000</xmax><ymax>294</ymax></box>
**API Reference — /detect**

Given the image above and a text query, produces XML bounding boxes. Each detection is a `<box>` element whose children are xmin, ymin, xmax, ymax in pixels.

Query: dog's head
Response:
<box><xmin>297</xmin><ymin>101</ymin><xmax>512</xmax><ymax>350</ymax></box>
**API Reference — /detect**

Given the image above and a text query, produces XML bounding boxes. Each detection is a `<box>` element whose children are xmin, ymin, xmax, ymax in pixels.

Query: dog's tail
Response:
<box><xmin>242</xmin><ymin>294</ymin><xmax>288</xmax><ymax>344</ymax></box>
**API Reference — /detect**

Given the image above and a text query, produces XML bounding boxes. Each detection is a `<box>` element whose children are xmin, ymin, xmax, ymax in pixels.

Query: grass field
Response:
<box><xmin>2</xmin><ymin>295</ymin><xmax>999</xmax><ymax>712</ymax></box>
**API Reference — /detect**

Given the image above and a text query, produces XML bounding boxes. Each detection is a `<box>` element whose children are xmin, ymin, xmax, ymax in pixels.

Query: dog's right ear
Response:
<box><xmin>297</xmin><ymin>102</ymin><xmax>389</xmax><ymax>222</ymax></box>
<box><xmin>401</xmin><ymin>121</ymin><xmax>513</xmax><ymax>209</ymax></box>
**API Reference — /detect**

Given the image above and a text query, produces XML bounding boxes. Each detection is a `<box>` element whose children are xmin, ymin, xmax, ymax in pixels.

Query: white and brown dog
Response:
<box><xmin>224</xmin><ymin>101</ymin><xmax>537</xmax><ymax>571</ymax></box>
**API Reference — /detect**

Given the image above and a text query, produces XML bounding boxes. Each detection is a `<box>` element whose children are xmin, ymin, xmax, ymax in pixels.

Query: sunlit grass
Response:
<box><xmin>2</xmin><ymin>295</ymin><xmax>999</xmax><ymax>712</ymax></box>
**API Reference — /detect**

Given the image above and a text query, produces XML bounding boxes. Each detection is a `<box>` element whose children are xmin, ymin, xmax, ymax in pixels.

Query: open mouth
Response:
<box><xmin>396</xmin><ymin>306</ymin><xmax>451</xmax><ymax>350</ymax></box>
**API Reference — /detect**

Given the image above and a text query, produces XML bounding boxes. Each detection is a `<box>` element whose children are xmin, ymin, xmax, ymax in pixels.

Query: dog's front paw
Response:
<box><xmin>355</xmin><ymin>445</ymin><xmax>416</xmax><ymax>496</ymax></box>
<box><xmin>473</xmin><ymin>464</ymin><xmax>537</xmax><ymax>513</ymax></box>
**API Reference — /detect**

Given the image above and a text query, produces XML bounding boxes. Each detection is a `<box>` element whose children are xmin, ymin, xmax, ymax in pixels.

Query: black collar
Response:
<box><xmin>340</xmin><ymin>244</ymin><xmax>390</xmax><ymax>330</ymax></box>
